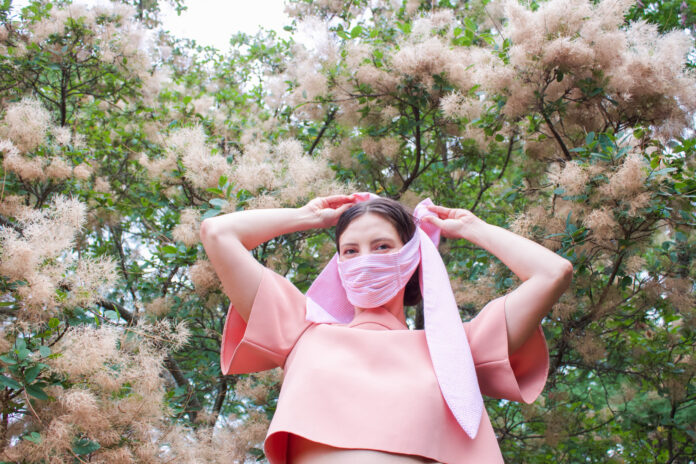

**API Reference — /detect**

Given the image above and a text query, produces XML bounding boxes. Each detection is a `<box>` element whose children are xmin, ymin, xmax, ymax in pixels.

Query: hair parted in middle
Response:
<box><xmin>335</xmin><ymin>197</ymin><xmax>422</xmax><ymax>306</ymax></box>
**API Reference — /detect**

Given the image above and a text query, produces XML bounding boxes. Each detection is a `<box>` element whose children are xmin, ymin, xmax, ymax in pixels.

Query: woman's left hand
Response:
<box><xmin>421</xmin><ymin>204</ymin><xmax>485</xmax><ymax>240</ymax></box>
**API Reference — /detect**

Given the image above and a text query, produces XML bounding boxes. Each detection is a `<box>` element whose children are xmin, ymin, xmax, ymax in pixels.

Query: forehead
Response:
<box><xmin>339</xmin><ymin>213</ymin><xmax>401</xmax><ymax>244</ymax></box>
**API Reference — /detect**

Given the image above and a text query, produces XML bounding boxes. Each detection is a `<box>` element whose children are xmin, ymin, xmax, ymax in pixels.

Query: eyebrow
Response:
<box><xmin>340</xmin><ymin>237</ymin><xmax>397</xmax><ymax>248</ymax></box>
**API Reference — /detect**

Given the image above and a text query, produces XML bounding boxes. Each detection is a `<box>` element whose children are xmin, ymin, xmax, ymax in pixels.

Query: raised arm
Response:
<box><xmin>199</xmin><ymin>195</ymin><xmax>356</xmax><ymax>322</ymax></box>
<box><xmin>423</xmin><ymin>205</ymin><xmax>573</xmax><ymax>354</ymax></box>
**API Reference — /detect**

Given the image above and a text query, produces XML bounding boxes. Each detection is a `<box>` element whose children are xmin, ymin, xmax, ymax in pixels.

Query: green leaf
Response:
<box><xmin>0</xmin><ymin>375</ymin><xmax>21</xmax><ymax>389</ymax></box>
<box><xmin>104</xmin><ymin>310</ymin><xmax>119</xmax><ymax>321</ymax></box>
<box><xmin>23</xmin><ymin>365</ymin><xmax>41</xmax><ymax>384</ymax></box>
<box><xmin>160</xmin><ymin>245</ymin><xmax>178</xmax><ymax>255</ymax></box>
<box><xmin>72</xmin><ymin>437</ymin><xmax>101</xmax><ymax>455</ymax></box>
<box><xmin>26</xmin><ymin>384</ymin><xmax>48</xmax><ymax>400</ymax></box>
<box><xmin>24</xmin><ymin>431</ymin><xmax>42</xmax><ymax>444</ymax></box>
<box><xmin>38</xmin><ymin>345</ymin><xmax>51</xmax><ymax>357</ymax></box>
<box><xmin>205</xmin><ymin>187</ymin><xmax>223</xmax><ymax>196</ymax></box>
<box><xmin>48</xmin><ymin>318</ymin><xmax>60</xmax><ymax>329</ymax></box>
<box><xmin>647</xmin><ymin>167</ymin><xmax>676</xmax><ymax>179</ymax></box>
<box><xmin>350</xmin><ymin>25</ymin><xmax>363</xmax><ymax>38</ymax></box>
<box><xmin>16</xmin><ymin>347</ymin><xmax>29</xmax><ymax>361</ymax></box>
<box><xmin>201</xmin><ymin>208</ymin><xmax>220</xmax><ymax>220</ymax></box>
<box><xmin>209</xmin><ymin>198</ymin><xmax>227</xmax><ymax>208</ymax></box>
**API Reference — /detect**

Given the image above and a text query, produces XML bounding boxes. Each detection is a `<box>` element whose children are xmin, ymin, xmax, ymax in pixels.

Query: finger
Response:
<box><xmin>426</xmin><ymin>204</ymin><xmax>452</xmax><ymax>219</ymax></box>
<box><xmin>326</xmin><ymin>195</ymin><xmax>356</xmax><ymax>208</ymax></box>
<box><xmin>334</xmin><ymin>202</ymin><xmax>353</xmax><ymax>215</ymax></box>
<box><xmin>422</xmin><ymin>215</ymin><xmax>446</xmax><ymax>229</ymax></box>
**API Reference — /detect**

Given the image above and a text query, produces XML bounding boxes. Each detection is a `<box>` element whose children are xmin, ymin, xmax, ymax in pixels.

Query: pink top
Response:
<box><xmin>221</xmin><ymin>268</ymin><xmax>549</xmax><ymax>464</ymax></box>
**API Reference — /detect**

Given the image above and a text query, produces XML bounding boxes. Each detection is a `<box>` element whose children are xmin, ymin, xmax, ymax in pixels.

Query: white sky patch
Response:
<box><xmin>10</xmin><ymin>0</ymin><xmax>292</xmax><ymax>51</ymax></box>
<box><xmin>159</xmin><ymin>0</ymin><xmax>291</xmax><ymax>50</ymax></box>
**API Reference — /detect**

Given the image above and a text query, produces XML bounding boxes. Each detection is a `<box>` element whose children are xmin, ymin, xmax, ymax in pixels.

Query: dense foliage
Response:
<box><xmin>0</xmin><ymin>0</ymin><xmax>694</xmax><ymax>462</ymax></box>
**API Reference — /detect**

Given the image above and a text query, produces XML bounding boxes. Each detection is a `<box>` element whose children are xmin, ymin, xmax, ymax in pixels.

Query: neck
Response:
<box><xmin>355</xmin><ymin>288</ymin><xmax>407</xmax><ymax>326</ymax></box>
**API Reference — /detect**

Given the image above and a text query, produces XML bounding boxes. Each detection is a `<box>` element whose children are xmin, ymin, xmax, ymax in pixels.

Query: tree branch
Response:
<box><xmin>308</xmin><ymin>108</ymin><xmax>337</xmax><ymax>156</ymax></box>
<box><xmin>0</xmin><ymin>214</ymin><xmax>23</xmax><ymax>236</ymax></box>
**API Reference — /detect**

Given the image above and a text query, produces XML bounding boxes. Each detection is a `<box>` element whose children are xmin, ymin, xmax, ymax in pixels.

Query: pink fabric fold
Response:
<box><xmin>306</xmin><ymin>193</ymin><xmax>484</xmax><ymax>439</ymax></box>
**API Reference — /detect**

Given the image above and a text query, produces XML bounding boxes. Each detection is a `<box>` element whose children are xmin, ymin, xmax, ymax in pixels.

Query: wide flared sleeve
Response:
<box><xmin>463</xmin><ymin>295</ymin><xmax>549</xmax><ymax>403</ymax></box>
<box><xmin>220</xmin><ymin>267</ymin><xmax>312</xmax><ymax>375</ymax></box>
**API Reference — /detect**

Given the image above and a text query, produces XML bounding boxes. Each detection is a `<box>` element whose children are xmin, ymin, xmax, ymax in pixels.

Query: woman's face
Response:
<box><xmin>337</xmin><ymin>213</ymin><xmax>404</xmax><ymax>261</ymax></box>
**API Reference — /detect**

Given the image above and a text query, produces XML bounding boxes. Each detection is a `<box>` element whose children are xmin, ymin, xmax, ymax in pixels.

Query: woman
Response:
<box><xmin>200</xmin><ymin>193</ymin><xmax>572</xmax><ymax>464</ymax></box>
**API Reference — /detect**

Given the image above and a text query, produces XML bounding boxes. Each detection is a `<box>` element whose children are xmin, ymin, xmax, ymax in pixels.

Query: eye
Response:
<box><xmin>342</xmin><ymin>248</ymin><xmax>357</xmax><ymax>256</ymax></box>
<box><xmin>375</xmin><ymin>243</ymin><xmax>392</xmax><ymax>252</ymax></box>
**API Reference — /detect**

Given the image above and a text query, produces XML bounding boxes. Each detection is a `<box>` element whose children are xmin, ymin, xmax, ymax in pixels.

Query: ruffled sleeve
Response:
<box><xmin>463</xmin><ymin>295</ymin><xmax>549</xmax><ymax>403</ymax></box>
<box><xmin>220</xmin><ymin>268</ymin><xmax>312</xmax><ymax>375</ymax></box>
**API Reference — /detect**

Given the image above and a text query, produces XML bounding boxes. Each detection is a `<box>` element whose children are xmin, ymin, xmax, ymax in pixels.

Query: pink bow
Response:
<box><xmin>306</xmin><ymin>193</ymin><xmax>484</xmax><ymax>439</ymax></box>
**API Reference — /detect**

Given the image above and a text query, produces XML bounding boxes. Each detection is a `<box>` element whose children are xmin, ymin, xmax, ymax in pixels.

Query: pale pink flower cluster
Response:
<box><xmin>361</xmin><ymin>137</ymin><xmax>401</xmax><ymax>162</ymax></box>
<box><xmin>24</xmin><ymin>2</ymin><xmax>155</xmax><ymax>96</ymax></box>
<box><xmin>73</xmin><ymin>163</ymin><xmax>93</xmax><ymax>181</ymax></box>
<box><xmin>500</xmin><ymin>0</ymin><xmax>695</xmax><ymax>134</ymax></box>
<box><xmin>600</xmin><ymin>152</ymin><xmax>648</xmax><ymax>200</ymax></box>
<box><xmin>63</xmin><ymin>257</ymin><xmax>118</xmax><ymax>308</ymax></box>
<box><xmin>141</xmin><ymin>125</ymin><xmax>231</xmax><ymax>191</ymax></box>
<box><xmin>0</xmin><ymin>195</ymin><xmax>118</xmax><ymax>320</ymax></box>
<box><xmin>440</xmin><ymin>92</ymin><xmax>485</xmax><ymax>121</ymax></box>
<box><xmin>285</xmin><ymin>0</ymin><xmax>358</xmax><ymax>20</ymax></box>
<box><xmin>0</xmin><ymin>100</ymin><xmax>88</xmax><ymax>183</ymax></box>
<box><xmin>570</xmin><ymin>330</ymin><xmax>606</xmax><ymax>364</ymax></box>
<box><xmin>157</xmin><ymin>412</ymin><xmax>270</xmax><ymax>463</ymax></box>
<box><xmin>582</xmin><ymin>207</ymin><xmax>619</xmax><ymax>243</ymax></box>
<box><xmin>265</xmin><ymin>21</ymin><xmax>336</xmax><ymax>116</ymax></box>
<box><xmin>189</xmin><ymin>260</ymin><xmax>220</xmax><ymax>296</ymax></box>
<box><xmin>51</xmin><ymin>126</ymin><xmax>72</xmax><ymax>146</ymax></box>
<box><xmin>172</xmin><ymin>208</ymin><xmax>201</xmax><ymax>247</ymax></box>
<box><xmin>392</xmin><ymin>37</ymin><xmax>449</xmax><ymax>87</ymax></box>
<box><xmin>145</xmin><ymin>295</ymin><xmax>173</xmax><ymax>318</ymax></box>
<box><xmin>549</xmin><ymin>161</ymin><xmax>589</xmax><ymax>196</ymax></box>
<box><xmin>0</xmin><ymin>98</ymin><xmax>50</xmax><ymax>152</ymax></box>
<box><xmin>233</xmin><ymin>138</ymin><xmax>340</xmax><ymax>207</ymax></box>
<box><xmin>1</xmin><ymin>320</ymin><xmax>192</xmax><ymax>463</ymax></box>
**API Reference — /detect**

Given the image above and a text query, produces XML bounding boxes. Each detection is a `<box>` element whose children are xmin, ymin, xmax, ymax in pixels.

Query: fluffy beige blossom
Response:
<box><xmin>46</xmin><ymin>157</ymin><xmax>72</xmax><ymax>180</ymax></box>
<box><xmin>441</xmin><ymin>92</ymin><xmax>484</xmax><ymax>121</ymax></box>
<box><xmin>51</xmin><ymin>126</ymin><xmax>72</xmax><ymax>146</ymax></box>
<box><xmin>2</xmin><ymin>145</ymin><xmax>45</xmax><ymax>181</ymax></box>
<box><xmin>604</xmin><ymin>152</ymin><xmax>647</xmax><ymax>200</ymax></box>
<box><xmin>172</xmin><ymin>208</ymin><xmax>201</xmax><ymax>247</ymax></box>
<box><xmin>145</xmin><ymin>295</ymin><xmax>173</xmax><ymax>318</ymax></box>
<box><xmin>94</xmin><ymin>176</ymin><xmax>113</xmax><ymax>194</ymax></box>
<box><xmin>73</xmin><ymin>163</ymin><xmax>93</xmax><ymax>181</ymax></box>
<box><xmin>48</xmin><ymin>325</ymin><xmax>120</xmax><ymax>380</ymax></box>
<box><xmin>583</xmin><ymin>207</ymin><xmax>618</xmax><ymax>244</ymax></box>
<box><xmin>167</xmin><ymin>126</ymin><xmax>229</xmax><ymax>189</ymax></box>
<box><xmin>63</xmin><ymin>256</ymin><xmax>118</xmax><ymax>307</ymax></box>
<box><xmin>189</xmin><ymin>260</ymin><xmax>220</xmax><ymax>295</ymax></box>
<box><xmin>552</xmin><ymin>161</ymin><xmax>588</xmax><ymax>196</ymax></box>
<box><xmin>571</xmin><ymin>330</ymin><xmax>606</xmax><ymax>364</ymax></box>
<box><xmin>392</xmin><ymin>37</ymin><xmax>449</xmax><ymax>85</ymax></box>
<box><xmin>0</xmin><ymin>98</ymin><xmax>51</xmax><ymax>152</ymax></box>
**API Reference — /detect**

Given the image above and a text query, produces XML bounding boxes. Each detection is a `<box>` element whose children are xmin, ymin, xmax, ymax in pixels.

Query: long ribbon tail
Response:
<box><xmin>419</xmin><ymin>228</ymin><xmax>484</xmax><ymax>439</ymax></box>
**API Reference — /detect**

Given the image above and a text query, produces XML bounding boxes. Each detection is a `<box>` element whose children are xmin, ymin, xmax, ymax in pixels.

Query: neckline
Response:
<box><xmin>346</xmin><ymin>307</ymin><xmax>409</xmax><ymax>330</ymax></box>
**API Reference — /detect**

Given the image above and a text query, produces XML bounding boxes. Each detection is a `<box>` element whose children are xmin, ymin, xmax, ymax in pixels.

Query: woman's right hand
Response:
<box><xmin>300</xmin><ymin>194</ymin><xmax>357</xmax><ymax>228</ymax></box>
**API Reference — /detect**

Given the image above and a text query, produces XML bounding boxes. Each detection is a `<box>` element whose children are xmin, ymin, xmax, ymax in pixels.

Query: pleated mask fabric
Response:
<box><xmin>306</xmin><ymin>193</ymin><xmax>484</xmax><ymax>439</ymax></box>
<box><xmin>337</xmin><ymin>230</ymin><xmax>420</xmax><ymax>309</ymax></box>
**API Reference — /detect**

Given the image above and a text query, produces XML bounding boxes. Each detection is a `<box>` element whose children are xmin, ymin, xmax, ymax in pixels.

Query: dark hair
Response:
<box><xmin>335</xmin><ymin>198</ymin><xmax>422</xmax><ymax>306</ymax></box>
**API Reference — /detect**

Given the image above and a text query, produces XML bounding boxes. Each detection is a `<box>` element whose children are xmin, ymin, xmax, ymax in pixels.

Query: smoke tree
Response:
<box><xmin>0</xmin><ymin>0</ymin><xmax>694</xmax><ymax>462</ymax></box>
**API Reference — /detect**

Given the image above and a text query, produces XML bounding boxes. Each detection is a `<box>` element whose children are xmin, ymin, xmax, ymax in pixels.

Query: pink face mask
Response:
<box><xmin>338</xmin><ymin>231</ymin><xmax>420</xmax><ymax>309</ymax></box>
<box><xmin>306</xmin><ymin>194</ymin><xmax>485</xmax><ymax>440</ymax></box>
